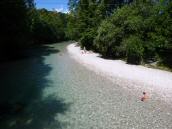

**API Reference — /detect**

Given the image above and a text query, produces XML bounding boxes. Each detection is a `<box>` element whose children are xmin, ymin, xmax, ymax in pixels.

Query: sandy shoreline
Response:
<box><xmin>67</xmin><ymin>43</ymin><xmax>172</xmax><ymax>103</ymax></box>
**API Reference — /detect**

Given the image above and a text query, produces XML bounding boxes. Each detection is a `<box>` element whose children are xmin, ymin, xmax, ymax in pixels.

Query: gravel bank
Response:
<box><xmin>67</xmin><ymin>43</ymin><xmax>172</xmax><ymax>104</ymax></box>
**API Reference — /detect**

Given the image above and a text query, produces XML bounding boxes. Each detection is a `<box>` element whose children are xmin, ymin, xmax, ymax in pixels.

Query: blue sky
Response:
<box><xmin>35</xmin><ymin>0</ymin><xmax>69</xmax><ymax>13</ymax></box>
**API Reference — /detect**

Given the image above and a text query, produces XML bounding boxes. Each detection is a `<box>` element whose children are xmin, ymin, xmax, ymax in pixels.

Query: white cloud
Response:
<box><xmin>54</xmin><ymin>6</ymin><xmax>69</xmax><ymax>13</ymax></box>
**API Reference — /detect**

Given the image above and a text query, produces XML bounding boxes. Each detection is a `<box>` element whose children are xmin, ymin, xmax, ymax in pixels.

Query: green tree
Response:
<box><xmin>29</xmin><ymin>9</ymin><xmax>68</xmax><ymax>44</ymax></box>
<box><xmin>0</xmin><ymin>0</ymin><xmax>34</xmax><ymax>59</ymax></box>
<box><xmin>152</xmin><ymin>1</ymin><xmax>172</xmax><ymax>66</ymax></box>
<box><xmin>67</xmin><ymin>0</ymin><xmax>133</xmax><ymax>50</ymax></box>
<box><xmin>124</xmin><ymin>36</ymin><xmax>144</xmax><ymax>64</ymax></box>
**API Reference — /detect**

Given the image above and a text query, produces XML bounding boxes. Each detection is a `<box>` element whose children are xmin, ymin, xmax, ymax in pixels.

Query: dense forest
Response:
<box><xmin>0</xmin><ymin>0</ymin><xmax>68</xmax><ymax>60</ymax></box>
<box><xmin>0</xmin><ymin>0</ymin><xmax>172</xmax><ymax>68</ymax></box>
<box><xmin>67</xmin><ymin>0</ymin><xmax>172</xmax><ymax>68</ymax></box>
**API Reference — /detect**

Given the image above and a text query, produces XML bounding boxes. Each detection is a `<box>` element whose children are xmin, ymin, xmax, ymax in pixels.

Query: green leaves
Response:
<box><xmin>80</xmin><ymin>28</ymin><xmax>97</xmax><ymax>50</ymax></box>
<box><xmin>67</xmin><ymin>0</ymin><xmax>133</xmax><ymax>49</ymax></box>
<box><xmin>124</xmin><ymin>36</ymin><xmax>144</xmax><ymax>64</ymax></box>
<box><xmin>94</xmin><ymin>19</ymin><xmax>124</xmax><ymax>57</ymax></box>
<box><xmin>30</xmin><ymin>9</ymin><xmax>68</xmax><ymax>44</ymax></box>
<box><xmin>124</xmin><ymin>15</ymin><xmax>143</xmax><ymax>33</ymax></box>
<box><xmin>67</xmin><ymin>0</ymin><xmax>172</xmax><ymax>67</ymax></box>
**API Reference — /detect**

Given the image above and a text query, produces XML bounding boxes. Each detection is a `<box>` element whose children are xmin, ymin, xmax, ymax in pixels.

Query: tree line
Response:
<box><xmin>67</xmin><ymin>0</ymin><xmax>172</xmax><ymax>68</ymax></box>
<box><xmin>0</xmin><ymin>0</ymin><xmax>172</xmax><ymax>68</ymax></box>
<box><xmin>0</xmin><ymin>0</ymin><xmax>68</xmax><ymax>60</ymax></box>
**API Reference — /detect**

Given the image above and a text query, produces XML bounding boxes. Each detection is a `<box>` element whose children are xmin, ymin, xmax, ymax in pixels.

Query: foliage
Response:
<box><xmin>1</xmin><ymin>0</ymin><xmax>172</xmax><ymax>68</ymax></box>
<box><xmin>0</xmin><ymin>0</ymin><xmax>34</xmax><ymax>59</ymax></box>
<box><xmin>152</xmin><ymin>1</ymin><xmax>172</xmax><ymax>66</ymax></box>
<box><xmin>124</xmin><ymin>36</ymin><xmax>144</xmax><ymax>64</ymax></box>
<box><xmin>30</xmin><ymin>9</ymin><xmax>68</xmax><ymax>44</ymax></box>
<box><xmin>68</xmin><ymin>0</ymin><xmax>172</xmax><ymax>67</ymax></box>
<box><xmin>93</xmin><ymin>0</ymin><xmax>172</xmax><ymax>66</ymax></box>
<box><xmin>67</xmin><ymin>0</ymin><xmax>133</xmax><ymax>50</ymax></box>
<box><xmin>0</xmin><ymin>0</ymin><xmax>68</xmax><ymax>60</ymax></box>
<box><xmin>66</xmin><ymin>14</ymin><xmax>80</xmax><ymax>40</ymax></box>
<box><xmin>80</xmin><ymin>28</ymin><xmax>97</xmax><ymax>50</ymax></box>
<box><xmin>94</xmin><ymin>19</ymin><xmax>124</xmax><ymax>57</ymax></box>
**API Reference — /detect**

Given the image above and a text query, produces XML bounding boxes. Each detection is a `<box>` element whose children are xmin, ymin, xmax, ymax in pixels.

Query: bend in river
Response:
<box><xmin>0</xmin><ymin>42</ymin><xmax>172</xmax><ymax>129</ymax></box>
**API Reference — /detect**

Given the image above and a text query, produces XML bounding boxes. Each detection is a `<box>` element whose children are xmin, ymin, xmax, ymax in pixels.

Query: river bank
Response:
<box><xmin>1</xmin><ymin>42</ymin><xmax>172</xmax><ymax>129</ymax></box>
<box><xmin>67</xmin><ymin>43</ymin><xmax>172</xmax><ymax>104</ymax></box>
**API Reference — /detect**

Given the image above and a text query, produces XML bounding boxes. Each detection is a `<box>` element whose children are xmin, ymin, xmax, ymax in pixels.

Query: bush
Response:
<box><xmin>124</xmin><ymin>36</ymin><xmax>144</xmax><ymax>64</ymax></box>
<box><xmin>94</xmin><ymin>18</ymin><xmax>125</xmax><ymax>57</ymax></box>
<box><xmin>80</xmin><ymin>29</ymin><xmax>97</xmax><ymax>50</ymax></box>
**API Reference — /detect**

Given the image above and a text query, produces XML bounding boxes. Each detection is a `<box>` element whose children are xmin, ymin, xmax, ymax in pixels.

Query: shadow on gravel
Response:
<box><xmin>0</xmin><ymin>45</ymin><xmax>71</xmax><ymax>129</ymax></box>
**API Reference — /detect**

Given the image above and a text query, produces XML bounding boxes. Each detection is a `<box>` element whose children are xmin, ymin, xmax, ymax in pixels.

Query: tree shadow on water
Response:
<box><xmin>4</xmin><ymin>95</ymin><xmax>71</xmax><ymax>129</ymax></box>
<box><xmin>0</xmin><ymin>45</ymin><xmax>71</xmax><ymax>129</ymax></box>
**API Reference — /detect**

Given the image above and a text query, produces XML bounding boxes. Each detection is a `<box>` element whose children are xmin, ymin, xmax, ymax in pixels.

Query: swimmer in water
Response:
<box><xmin>141</xmin><ymin>92</ymin><xmax>149</xmax><ymax>102</ymax></box>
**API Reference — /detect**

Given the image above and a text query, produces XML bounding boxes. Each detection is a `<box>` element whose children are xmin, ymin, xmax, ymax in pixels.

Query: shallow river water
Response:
<box><xmin>0</xmin><ymin>42</ymin><xmax>172</xmax><ymax>129</ymax></box>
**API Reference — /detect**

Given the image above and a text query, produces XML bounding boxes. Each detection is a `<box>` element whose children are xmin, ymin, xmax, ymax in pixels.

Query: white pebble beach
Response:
<box><xmin>67</xmin><ymin>43</ymin><xmax>172</xmax><ymax>104</ymax></box>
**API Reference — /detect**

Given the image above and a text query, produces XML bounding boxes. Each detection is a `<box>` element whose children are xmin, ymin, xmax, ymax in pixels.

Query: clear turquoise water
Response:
<box><xmin>0</xmin><ymin>42</ymin><xmax>172</xmax><ymax>129</ymax></box>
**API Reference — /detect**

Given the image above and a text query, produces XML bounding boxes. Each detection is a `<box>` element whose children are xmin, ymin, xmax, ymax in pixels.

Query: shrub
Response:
<box><xmin>80</xmin><ymin>28</ymin><xmax>97</xmax><ymax>50</ymax></box>
<box><xmin>94</xmin><ymin>18</ymin><xmax>124</xmax><ymax>57</ymax></box>
<box><xmin>124</xmin><ymin>36</ymin><xmax>144</xmax><ymax>64</ymax></box>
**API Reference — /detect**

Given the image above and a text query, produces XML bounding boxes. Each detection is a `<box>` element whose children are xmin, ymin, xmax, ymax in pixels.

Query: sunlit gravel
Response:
<box><xmin>43</xmin><ymin>43</ymin><xmax>172</xmax><ymax>129</ymax></box>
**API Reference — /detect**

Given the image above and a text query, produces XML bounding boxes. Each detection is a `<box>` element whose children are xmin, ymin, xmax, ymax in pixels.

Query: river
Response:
<box><xmin>0</xmin><ymin>42</ymin><xmax>172</xmax><ymax>129</ymax></box>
